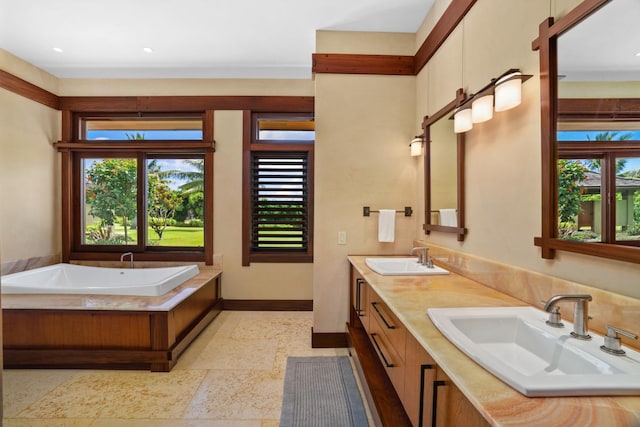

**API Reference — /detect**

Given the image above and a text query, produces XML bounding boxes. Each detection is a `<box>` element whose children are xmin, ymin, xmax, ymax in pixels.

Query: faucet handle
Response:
<box><xmin>600</xmin><ymin>325</ymin><xmax>638</xmax><ymax>356</ymax></box>
<box><xmin>543</xmin><ymin>303</ymin><xmax>564</xmax><ymax>328</ymax></box>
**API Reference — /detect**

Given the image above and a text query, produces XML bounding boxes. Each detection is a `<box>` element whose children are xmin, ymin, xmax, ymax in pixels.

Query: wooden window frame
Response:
<box><xmin>559</xmin><ymin>140</ymin><xmax>640</xmax><ymax>246</ymax></box>
<box><xmin>242</xmin><ymin>111</ymin><xmax>314</xmax><ymax>265</ymax></box>
<box><xmin>57</xmin><ymin>111</ymin><xmax>215</xmax><ymax>264</ymax></box>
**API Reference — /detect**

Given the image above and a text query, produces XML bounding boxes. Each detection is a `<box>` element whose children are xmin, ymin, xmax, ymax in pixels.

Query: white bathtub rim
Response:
<box><xmin>1</xmin><ymin>263</ymin><xmax>200</xmax><ymax>297</ymax></box>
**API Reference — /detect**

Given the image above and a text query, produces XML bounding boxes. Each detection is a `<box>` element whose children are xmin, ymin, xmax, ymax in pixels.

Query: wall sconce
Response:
<box><xmin>410</xmin><ymin>135</ymin><xmax>424</xmax><ymax>156</ymax></box>
<box><xmin>453</xmin><ymin>68</ymin><xmax>532</xmax><ymax>133</ymax></box>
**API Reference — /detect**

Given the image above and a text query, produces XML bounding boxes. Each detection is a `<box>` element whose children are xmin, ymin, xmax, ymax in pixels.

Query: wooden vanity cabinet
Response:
<box><xmin>348</xmin><ymin>266</ymin><xmax>489</xmax><ymax>427</ymax></box>
<box><xmin>404</xmin><ymin>334</ymin><xmax>436</xmax><ymax>426</ymax></box>
<box><xmin>434</xmin><ymin>370</ymin><xmax>490</xmax><ymax>427</ymax></box>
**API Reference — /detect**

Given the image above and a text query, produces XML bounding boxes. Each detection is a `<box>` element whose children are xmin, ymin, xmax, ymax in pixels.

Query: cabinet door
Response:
<box><xmin>434</xmin><ymin>370</ymin><xmax>489</xmax><ymax>427</ymax></box>
<box><xmin>405</xmin><ymin>334</ymin><xmax>436</xmax><ymax>427</ymax></box>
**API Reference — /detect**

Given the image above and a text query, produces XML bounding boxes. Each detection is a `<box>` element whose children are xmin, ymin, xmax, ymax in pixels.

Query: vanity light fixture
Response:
<box><xmin>471</xmin><ymin>91</ymin><xmax>494</xmax><ymax>123</ymax></box>
<box><xmin>494</xmin><ymin>70</ymin><xmax>531</xmax><ymax>112</ymax></box>
<box><xmin>453</xmin><ymin>104</ymin><xmax>473</xmax><ymax>133</ymax></box>
<box><xmin>410</xmin><ymin>135</ymin><xmax>424</xmax><ymax>156</ymax></box>
<box><xmin>453</xmin><ymin>68</ymin><xmax>532</xmax><ymax>133</ymax></box>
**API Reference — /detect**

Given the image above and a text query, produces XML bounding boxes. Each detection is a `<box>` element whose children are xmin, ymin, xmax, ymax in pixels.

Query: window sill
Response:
<box><xmin>245</xmin><ymin>253</ymin><xmax>313</xmax><ymax>265</ymax></box>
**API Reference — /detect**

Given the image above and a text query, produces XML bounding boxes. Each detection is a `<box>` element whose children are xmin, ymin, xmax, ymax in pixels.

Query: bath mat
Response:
<box><xmin>280</xmin><ymin>356</ymin><xmax>368</xmax><ymax>427</ymax></box>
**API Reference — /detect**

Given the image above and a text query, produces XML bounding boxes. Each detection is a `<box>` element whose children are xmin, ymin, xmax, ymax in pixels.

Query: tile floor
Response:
<box><xmin>2</xmin><ymin>311</ymin><xmax>356</xmax><ymax>426</ymax></box>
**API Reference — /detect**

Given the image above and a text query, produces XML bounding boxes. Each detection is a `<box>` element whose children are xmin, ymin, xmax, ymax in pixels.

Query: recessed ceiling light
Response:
<box><xmin>143</xmin><ymin>47</ymin><xmax>154</xmax><ymax>53</ymax></box>
<box><xmin>636</xmin><ymin>52</ymin><xmax>640</xmax><ymax>57</ymax></box>
<box><xmin>52</xmin><ymin>47</ymin><xmax>64</xmax><ymax>53</ymax></box>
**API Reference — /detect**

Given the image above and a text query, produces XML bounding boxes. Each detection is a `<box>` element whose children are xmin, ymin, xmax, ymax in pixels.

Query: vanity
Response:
<box><xmin>347</xmin><ymin>248</ymin><xmax>640</xmax><ymax>426</ymax></box>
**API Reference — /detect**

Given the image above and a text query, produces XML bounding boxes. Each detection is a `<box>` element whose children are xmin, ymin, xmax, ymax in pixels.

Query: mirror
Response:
<box><xmin>423</xmin><ymin>88</ymin><xmax>467</xmax><ymax>241</ymax></box>
<box><xmin>534</xmin><ymin>0</ymin><xmax>640</xmax><ymax>263</ymax></box>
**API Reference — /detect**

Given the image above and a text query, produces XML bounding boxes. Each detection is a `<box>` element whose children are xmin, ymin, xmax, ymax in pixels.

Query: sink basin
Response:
<box><xmin>427</xmin><ymin>306</ymin><xmax>640</xmax><ymax>396</ymax></box>
<box><xmin>365</xmin><ymin>257</ymin><xmax>449</xmax><ymax>276</ymax></box>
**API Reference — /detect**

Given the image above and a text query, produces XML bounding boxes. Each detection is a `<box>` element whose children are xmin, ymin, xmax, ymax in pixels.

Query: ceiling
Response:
<box><xmin>0</xmin><ymin>0</ymin><xmax>434</xmax><ymax>79</ymax></box>
<box><xmin>558</xmin><ymin>0</ymin><xmax>640</xmax><ymax>81</ymax></box>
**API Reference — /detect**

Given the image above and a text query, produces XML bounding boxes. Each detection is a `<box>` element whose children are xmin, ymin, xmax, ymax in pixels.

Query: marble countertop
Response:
<box><xmin>348</xmin><ymin>255</ymin><xmax>640</xmax><ymax>427</ymax></box>
<box><xmin>2</xmin><ymin>268</ymin><xmax>222</xmax><ymax>312</ymax></box>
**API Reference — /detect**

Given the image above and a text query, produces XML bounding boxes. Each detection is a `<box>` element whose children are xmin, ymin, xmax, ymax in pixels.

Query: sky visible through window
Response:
<box><xmin>557</xmin><ymin>130</ymin><xmax>640</xmax><ymax>173</ymax></box>
<box><xmin>87</xmin><ymin>130</ymin><xmax>202</xmax><ymax>189</ymax></box>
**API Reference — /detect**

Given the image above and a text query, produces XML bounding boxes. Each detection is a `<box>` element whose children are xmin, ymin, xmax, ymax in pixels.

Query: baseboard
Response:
<box><xmin>311</xmin><ymin>327</ymin><xmax>348</xmax><ymax>348</ymax></box>
<box><xmin>222</xmin><ymin>299</ymin><xmax>313</xmax><ymax>311</ymax></box>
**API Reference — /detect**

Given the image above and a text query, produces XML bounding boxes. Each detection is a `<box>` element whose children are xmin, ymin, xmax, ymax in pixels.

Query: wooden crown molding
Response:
<box><xmin>312</xmin><ymin>54</ymin><xmax>414</xmax><ymax>76</ymax></box>
<box><xmin>0</xmin><ymin>69</ymin><xmax>59</xmax><ymax>110</ymax></box>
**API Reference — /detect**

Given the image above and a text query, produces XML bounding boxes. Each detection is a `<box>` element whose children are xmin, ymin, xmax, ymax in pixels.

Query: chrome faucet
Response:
<box><xmin>410</xmin><ymin>246</ymin><xmax>428</xmax><ymax>266</ymax></box>
<box><xmin>120</xmin><ymin>252</ymin><xmax>134</xmax><ymax>269</ymax></box>
<box><xmin>543</xmin><ymin>294</ymin><xmax>592</xmax><ymax>340</ymax></box>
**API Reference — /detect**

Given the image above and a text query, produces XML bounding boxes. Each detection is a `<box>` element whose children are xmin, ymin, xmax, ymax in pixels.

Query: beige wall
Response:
<box><xmin>0</xmin><ymin>51</ymin><xmax>60</xmax><ymax>267</ymax></box>
<box><xmin>213</xmin><ymin>111</ymin><xmax>313</xmax><ymax>300</ymax></box>
<box><xmin>313</xmin><ymin>32</ymin><xmax>417</xmax><ymax>332</ymax></box>
<box><xmin>415</xmin><ymin>0</ymin><xmax>640</xmax><ymax>303</ymax></box>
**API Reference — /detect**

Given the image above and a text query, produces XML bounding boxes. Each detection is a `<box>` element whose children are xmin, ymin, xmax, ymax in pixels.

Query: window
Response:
<box><xmin>557</xmin><ymin>127</ymin><xmax>640</xmax><ymax>245</ymax></box>
<box><xmin>243</xmin><ymin>113</ymin><xmax>314</xmax><ymax>265</ymax></box>
<box><xmin>59</xmin><ymin>112</ymin><xmax>213</xmax><ymax>262</ymax></box>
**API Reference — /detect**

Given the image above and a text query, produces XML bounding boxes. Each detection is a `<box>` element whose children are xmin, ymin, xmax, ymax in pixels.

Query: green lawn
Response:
<box><xmin>109</xmin><ymin>225</ymin><xmax>204</xmax><ymax>247</ymax></box>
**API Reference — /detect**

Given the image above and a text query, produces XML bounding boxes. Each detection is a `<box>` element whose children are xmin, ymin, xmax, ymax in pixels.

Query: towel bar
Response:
<box><xmin>363</xmin><ymin>206</ymin><xmax>412</xmax><ymax>217</ymax></box>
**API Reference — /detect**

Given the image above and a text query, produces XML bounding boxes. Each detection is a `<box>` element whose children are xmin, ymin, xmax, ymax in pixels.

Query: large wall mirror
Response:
<box><xmin>533</xmin><ymin>0</ymin><xmax>640</xmax><ymax>263</ymax></box>
<box><xmin>423</xmin><ymin>88</ymin><xmax>467</xmax><ymax>241</ymax></box>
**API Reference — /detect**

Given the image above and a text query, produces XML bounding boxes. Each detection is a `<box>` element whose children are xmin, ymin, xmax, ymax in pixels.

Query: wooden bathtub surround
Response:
<box><xmin>2</xmin><ymin>268</ymin><xmax>222</xmax><ymax>372</ymax></box>
<box><xmin>348</xmin><ymin>254</ymin><xmax>640</xmax><ymax>426</ymax></box>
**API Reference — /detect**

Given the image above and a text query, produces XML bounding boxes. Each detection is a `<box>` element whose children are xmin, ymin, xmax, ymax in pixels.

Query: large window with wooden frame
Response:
<box><xmin>242</xmin><ymin>112</ymin><xmax>314</xmax><ymax>265</ymax></box>
<box><xmin>57</xmin><ymin>112</ymin><xmax>214</xmax><ymax>263</ymax></box>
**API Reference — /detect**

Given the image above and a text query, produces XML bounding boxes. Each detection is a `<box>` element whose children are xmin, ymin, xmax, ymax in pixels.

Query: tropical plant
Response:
<box><xmin>558</xmin><ymin>160</ymin><xmax>587</xmax><ymax>236</ymax></box>
<box><xmin>160</xmin><ymin>159</ymin><xmax>204</xmax><ymax>195</ymax></box>
<box><xmin>85</xmin><ymin>159</ymin><xmax>137</xmax><ymax>243</ymax></box>
<box><xmin>584</xmin><ymin>132</ymin><xmax>632</xmax><ymax>173</ymax></box>
<box><xmin>147</xmin><ymin>160</ymin><xmax>183</xmax><ymax>239</ymax></box>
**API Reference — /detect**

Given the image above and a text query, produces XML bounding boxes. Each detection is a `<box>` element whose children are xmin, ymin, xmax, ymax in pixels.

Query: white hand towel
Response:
<box><xmin>378</xmin><ymin>209</ymin><xmax>396</xmax><ymax>242</ymax></box>
<box><xmin>439</xmin><ymin>209</ymin><xmax>457</xmax><ymax>227</ymax></box>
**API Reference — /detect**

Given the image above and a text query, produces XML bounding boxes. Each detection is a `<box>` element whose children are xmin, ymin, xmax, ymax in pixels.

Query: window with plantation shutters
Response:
<box><xmin>251</xmin><ymin>152</ymin><xmax>309</xmax><ymax>251</ymax></box>
<box><xmin>243</xmin><ymin>112</ymin><xmax>314</xmax><ymax>265</ymax></box>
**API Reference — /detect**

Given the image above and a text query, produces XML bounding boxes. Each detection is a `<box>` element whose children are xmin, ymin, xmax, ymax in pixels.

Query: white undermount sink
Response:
<box><xmin>427</xmin><ymin>306</ymin><xmax>640</xmax><ymax>397</ymax></box>
<box><xmin>365</xmin><ymin>257</ymin><xmax>449</xmax><ymax>276</ymax></box>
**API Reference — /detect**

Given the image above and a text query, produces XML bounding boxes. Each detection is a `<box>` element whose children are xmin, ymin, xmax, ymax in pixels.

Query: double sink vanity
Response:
<box><xmin>347</xmin><ymin>250</ymin><xmax>640</xmax><ymax>426</ymax></box>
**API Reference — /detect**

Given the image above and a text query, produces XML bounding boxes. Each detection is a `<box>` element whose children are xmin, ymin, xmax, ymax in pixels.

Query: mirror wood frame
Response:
<box><xmin>423</xmin><ymin>88</ymin><xmax>468</xmax><ymax>241</ymax></box>
<box><xmin>532</xmin><ymin>0</ymin><xmax>640</xmax><ymax>264</ymax></box>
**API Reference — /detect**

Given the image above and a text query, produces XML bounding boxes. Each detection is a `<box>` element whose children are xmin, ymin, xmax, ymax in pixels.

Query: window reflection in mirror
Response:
<box><xmin>534</xmin><ymin>0</ymin><xmax>640</xmax><ymax>262</ymax></box>
<box><xmin>556</xmin><ymin>0</ymin><xmax>640</xmax><ymax>247</ymax></box>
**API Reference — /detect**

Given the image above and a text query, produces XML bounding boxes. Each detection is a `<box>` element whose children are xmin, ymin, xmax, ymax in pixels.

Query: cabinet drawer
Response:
<box><xmin>369</xmin><ymin>289</ymin><xmax>406</xmax><ymax>362</ymax></box>
<box><xmin>369</xmin><ymin>314</ymin><xmax>405</xmax><ymax>400</ymax></box>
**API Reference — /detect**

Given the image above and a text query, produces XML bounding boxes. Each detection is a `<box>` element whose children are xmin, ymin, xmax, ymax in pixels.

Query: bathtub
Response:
<box><xmin>1</xmin><ymin>263</ymin><xmax>200</xmax><ymax>296</ymax></box>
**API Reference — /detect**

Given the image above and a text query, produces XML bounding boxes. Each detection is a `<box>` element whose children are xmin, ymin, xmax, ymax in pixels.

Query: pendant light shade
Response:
<box><xmin>471</xmin><ymin>94</ymin><xmax>494</xmax><ymax>123</ymax></box>
<box><xmin>454</xmin><ymin>107</ymin><xmax>473</xmax><ymax>133</ymax></box>
<box><xmin>494</xmin><ymin>72</ymin><xmax>523</xmax><ymax>112</ymax></box>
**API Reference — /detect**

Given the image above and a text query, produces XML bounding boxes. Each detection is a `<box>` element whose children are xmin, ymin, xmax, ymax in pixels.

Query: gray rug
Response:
<box><xmin>280</xmin><ymin>356</ymin><xmax>368</xmax><ymax>427</ymax></box>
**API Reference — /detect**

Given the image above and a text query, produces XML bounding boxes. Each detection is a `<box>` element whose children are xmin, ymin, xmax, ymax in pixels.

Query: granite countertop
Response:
<box><xmin>2</xmin><ymin>268</ymin><xmax>222</xmax><ymax>312</ymax></box>
<box><xmin>348</xmin><ymin>255</ymin><xmax>640</xmax><ymax>427</ymax></box>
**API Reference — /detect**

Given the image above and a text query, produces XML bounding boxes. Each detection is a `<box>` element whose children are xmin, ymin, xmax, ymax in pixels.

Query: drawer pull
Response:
<box><xmin>371</xmin><ymin>302</ymin><xmax>396</xmax><ymax>329</ymax></box>
<box><xmin>355</xmin><ymin>279</ymin><xmax>364</xmax><ymax>316</ymax></box>
<box><xmin>370</xmin><ymin>333</ymin><xmax>394</xmax><ymax>368</ymax></box>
